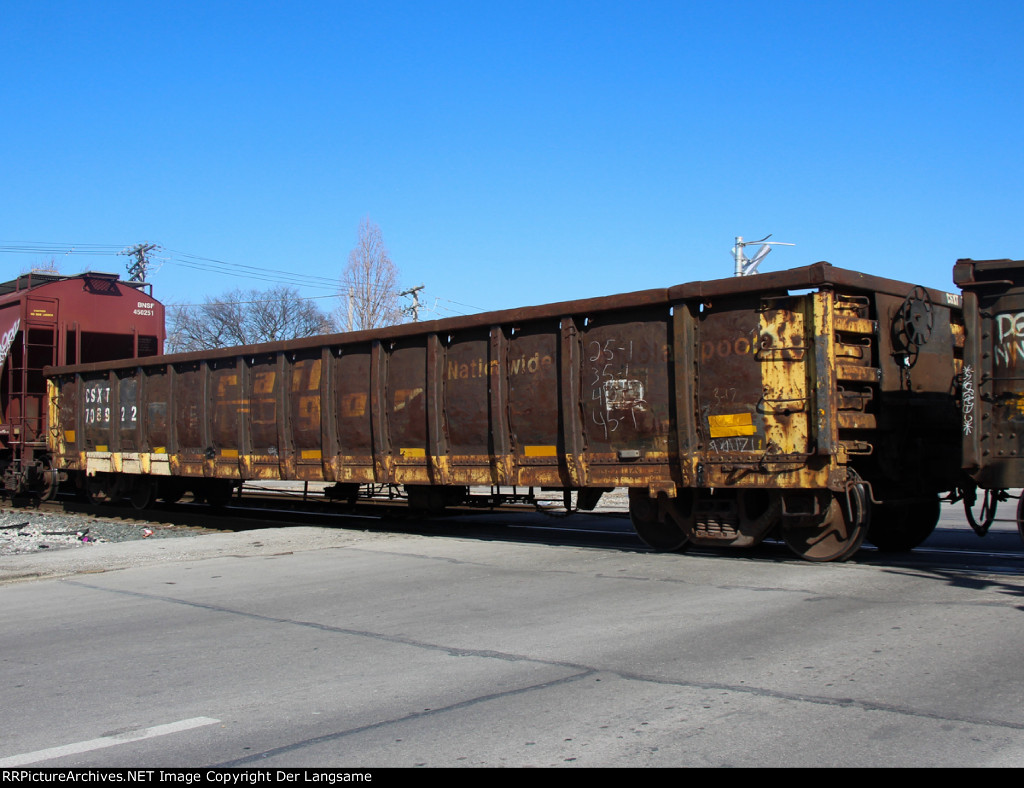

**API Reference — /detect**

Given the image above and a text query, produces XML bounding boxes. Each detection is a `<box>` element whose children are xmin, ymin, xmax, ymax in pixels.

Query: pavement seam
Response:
<box><xmin>64</xmin><ymin>579</ymin><xmax>1024</xmax><ymax>742</ymax></box>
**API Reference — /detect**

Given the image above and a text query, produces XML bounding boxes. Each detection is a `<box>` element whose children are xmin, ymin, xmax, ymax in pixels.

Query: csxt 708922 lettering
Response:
<box><xmin>46</xmin><ymin>262</ymin><xmax>976</xmax><ymax>561</ymax></box>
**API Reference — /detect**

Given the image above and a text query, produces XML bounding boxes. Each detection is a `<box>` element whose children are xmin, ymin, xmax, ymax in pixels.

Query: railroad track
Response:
<box><xmin>20</xmin><ymin>485</ymin><xmax>630</xmax><ymax>537</ymax></box>
<box><xmin>9</xmin><ymin>487</ymin><xmax>1023</xmax><ymax>576</ymax></box>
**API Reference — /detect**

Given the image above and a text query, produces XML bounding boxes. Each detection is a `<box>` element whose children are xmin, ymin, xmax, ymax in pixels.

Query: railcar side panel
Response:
<box><xmin>578</xmin><ymin>311</ymin><xmax>674</xmax><ymax>488</ymax></box>
<box><xmin>506</xmin><ymin>321</ymin><xmax>561</xmax><ymax>486</ymax></box>
<box><xmin>118</xmin><ymin>374</ymin><xmax>139</xmax><ymax>452</ymax></box>
<box><xmin>442</xmin><ymin>328</ymin><xmax>493</xmax><ymax>482</ymax></box>
<box><xmin>333</xmin><ymin>346</ymin><xmax>375</xmax><ymax>484</ymax></box>
<box><xmin>171</xmin><ymin>361</ymin><xmax>206</xmax><ymax>476</ymax></box>
<box><xmin>46</xmin><ymin>262</ymin><xmax>970</xmax><ymax>560</ymax></box>
<box><xmin>142</xmin><ymin>365</ymin><xmax>171</xmax><ymax>474</ymax></box>
<box><xmin>50</xmin><ymin>267</ymin><xmax>964</xmax><ymax>498</ymax></box>
<box><xmin>82</xmin><ymin>374</ymin><xmax>115</xmax><ymax>452</ymax></box>
<box><xmin>387</xmin><ymin>340</ymin><xmax>429</xmax><ymax>485</ymax></box>
<box><xmin>209</xmin><ymin>359</ymin><xmax>242</xmax><ymax>478</ymax></box>
<box><xmin>290</xmin><ymin>349</ymin><xmax>328</xmax><ymax>481</ymax></box>
<box><xmin>247</xmin><ymin>353</ymin><xmax>284</xmax><ymax>479</ymax></box>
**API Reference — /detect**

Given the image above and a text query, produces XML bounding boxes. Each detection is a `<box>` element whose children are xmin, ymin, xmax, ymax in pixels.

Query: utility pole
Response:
<box><xmin>732</xmin><ymin>234</ymin><xmax>794</xmax><ymax>276</ymax></box>
<box><xmin>400</xmin><ymin>285</ymin><xmax>425</xmax><ymax>322</ymax></box>
<box><xmin>121</xmin><ymin>243</ymin><xmax>160</xmax><ymax>282</ymax></box>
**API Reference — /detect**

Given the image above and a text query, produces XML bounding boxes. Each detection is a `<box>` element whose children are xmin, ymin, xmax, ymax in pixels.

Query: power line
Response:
<box><xmin>163</xmin><ymin>248</ymin><xmax>344</xmax><ymax>289</ymax></box>
<box><xmin>164</xmin><ymin>292</ymin><xmax>342</xmax><ymax>308</ymax></box>
<box><xmin>0</xmin><ymin>241</ymin><xmax>343</xmax><ymax>290</ymax></box>
<box><xmin>0</xmin><ymin>242</ymin><xmax>124</xmax><ymax>256</ymax></box>
<box><xmin>164</xmin><ymin>258</ymin><xmax>340</xmax><ymax>291</ymax></box>
<box><xmin>0</xmin><ymin>240</ymin><xmax>486</xmax><ymax>315</ymax></box>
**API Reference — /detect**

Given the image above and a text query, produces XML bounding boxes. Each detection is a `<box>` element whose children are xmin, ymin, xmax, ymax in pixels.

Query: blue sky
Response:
<box><xmin>2</xmin><ymin>1</ymin><xmax>1021</xmax><ymax>319</ymax></box>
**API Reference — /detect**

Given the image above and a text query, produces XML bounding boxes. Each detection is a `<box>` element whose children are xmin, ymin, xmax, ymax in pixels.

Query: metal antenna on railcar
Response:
<box><xmin>732</xmin><ymin>235</ymin><xmax>794</xmax><ymax>276</ymax></box>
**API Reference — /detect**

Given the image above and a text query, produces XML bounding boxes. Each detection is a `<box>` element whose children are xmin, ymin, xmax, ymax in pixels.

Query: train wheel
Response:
<box><xmin>129</xmin><ymin>478</ymin><xmax>157</xmax><ymax>510</ymax></box>
<box><xmin>202</xmin><ymin>480</ymin><xmax>235</xmax><ymax>509</ymax></box>
<box><xmin>158</xmin><ymin>478</ymin><xmax>187</xmax><ymax>504</ymax></box>
<box><xmin>36</xmin><ymin>459</ymin><xmax>60</xmax><ymax>502</ymax></box>
<box><xmin>85</xmin><ymin>476</ymin><xmax>110</xmax><ymax>505</ymax></box>
<box><xmin>868</xmin><ymin>497</ymin><xmax>940</xmax><ymax>552</ymax></box>
<box><xmin>782</xmin><ymin>486</ymin><xmax>869</xmax><ymax>562</ymax></box>
<box><xmin>963</xmin><ymin>487</ymin><xmax>999</xmax><ymax>535</ymax></box>
<box><xmin>628</xmin><ymin>488</ymin><xmax>690</xmax><ymax>552</ymax></box>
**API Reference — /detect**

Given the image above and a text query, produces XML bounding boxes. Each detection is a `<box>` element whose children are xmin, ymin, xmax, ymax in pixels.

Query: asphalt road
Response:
<box><xmin>2</xmin><ymin>502</ymin><xmax>1024</xmax><ymax>768</ymax></box>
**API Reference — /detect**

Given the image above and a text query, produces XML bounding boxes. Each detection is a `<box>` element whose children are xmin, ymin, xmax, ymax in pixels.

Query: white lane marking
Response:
<box><xmin>0</xmin><ymin>717</ymin><xmax>220</xmax><ymax>767</ymax></box>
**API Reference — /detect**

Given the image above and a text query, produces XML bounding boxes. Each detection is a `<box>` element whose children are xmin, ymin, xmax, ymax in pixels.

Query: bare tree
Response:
<box><xmin>21</xmin><ymin>257</ymin><xmax>59</xmax><ymax>275</ymax></box>
<box><xmin>339</xmin><ymin>218</ymin><xmax>404</xmax><ymax>331</ymax></box>
<box><xmin>166</xmin><ymin>285</ymin><xmax>336</xmax><ymax>353</ymax></box>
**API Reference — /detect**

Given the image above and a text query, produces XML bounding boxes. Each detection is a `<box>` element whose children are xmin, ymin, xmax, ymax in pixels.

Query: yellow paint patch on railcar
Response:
<box><xmin>708</xmin><ymin>413</ymin><xmax>757</xmax><ymax>438</ymax></box>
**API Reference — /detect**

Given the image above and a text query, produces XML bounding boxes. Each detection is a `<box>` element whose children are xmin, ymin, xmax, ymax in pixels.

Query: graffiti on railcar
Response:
<box><xmin>995</xmin><ymin>312</ymin><xmax>1024</xmax><ymax>368</ymax></box>
<box><xmin>588</xmin><ymin>345</ymin><xmax>650</xmax><ymax>440</ymax></box>
<box><xmin>0</xmin><ymin>317</ymin><xmax>20</xmax><ymax>370</ymax></box>
<box><xmin>707</xmin><ymin>436</ymin><xmax>765</xmax><ymax>453</ymax></box>
<box><xmin>962</xmin><ymin>364</ymin><xmax>975</xmax><ymax>435</ymax></box>
<box><xmin>585</xmin><ymin>335</ymin><xmax>669</xmax><ymax>442</ymax></box>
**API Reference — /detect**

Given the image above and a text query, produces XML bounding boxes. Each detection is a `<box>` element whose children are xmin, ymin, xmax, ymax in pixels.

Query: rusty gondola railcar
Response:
<box><xmin>0</xmin><ymin>271</ymin><xmax>164</xmax><ymax>496</ymax></box>
<box><xmin>46</xmin><ymin>262</ymin><xmax>965</xmax><ymax>561</ymax></box>
<box><xmin>954</xmin><ymin>258</ymin><xmax>1024</xmax><ymax>538</ymax></box>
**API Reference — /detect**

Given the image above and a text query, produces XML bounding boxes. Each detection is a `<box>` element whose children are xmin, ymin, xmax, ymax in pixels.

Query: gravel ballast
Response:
<box><xmin>0</xmin><ymin>487</ymin><xmax>634</xmax><ymax>585</ymax></box>
<box><xmin>0</xmin><ymin>509</ymin><xmax>196</xmax><ymax>557</ymax></box>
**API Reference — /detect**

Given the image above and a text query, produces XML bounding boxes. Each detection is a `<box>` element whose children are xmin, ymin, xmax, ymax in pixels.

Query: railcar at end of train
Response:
<box><xmin>954</xmin><ymin>257</ymin><xmax>1024</xmax><ymax>541</ymax></box>
<box><xmin>43</xmin><ymin>260</ymin><xmax>988</xmax><ymax>562</ymax></box>
<box><xmin>0</xmin><ymin>271</ymin><xmax>164</xmax><ymax>497</ymax></box>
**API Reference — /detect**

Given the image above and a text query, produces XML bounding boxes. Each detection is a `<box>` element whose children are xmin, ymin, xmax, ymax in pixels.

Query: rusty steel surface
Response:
<box><xmin>955</xmin><ymin>258</ymin><xmax>1024</xmax><ymax>489</ymax></box>
<box><xmin>47</xmin><ymin>262</ymin><xmax>955</xmax><ymax>376</ymax></box>
<box><xmin>45</xmin><ymin>261</ymin><xmax>972</xmax><ymax>559</ymax></box>
<box><xmin>47</xmin><ymin>262</ymin><xmax>961</xmax><ymax>489</ymax></box>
